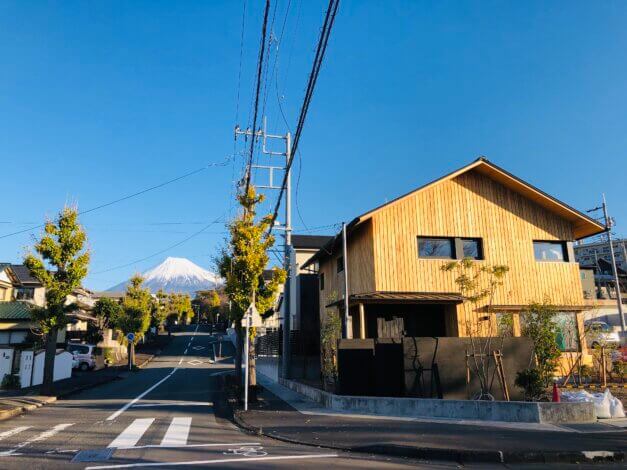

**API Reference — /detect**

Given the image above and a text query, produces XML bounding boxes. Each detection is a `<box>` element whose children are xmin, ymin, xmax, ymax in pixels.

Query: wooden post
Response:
<box><xmin>359</xmin><ymin>303</ymin><xmax>366</xmax><ymax>339</ymax></box>
<box><xmin>465</xmin><ymin>350</ymin><xmax>470</xmax><ymax>399</ymax></box>
<box><xmin>601</xmin><ymin>346</ymin><xmax>607</xmax><ymax>388</ymax></box>
<box><xmin>493</xmin><ymin>350</ymin><xmax>510</xmax><ymax>401</ymax></box>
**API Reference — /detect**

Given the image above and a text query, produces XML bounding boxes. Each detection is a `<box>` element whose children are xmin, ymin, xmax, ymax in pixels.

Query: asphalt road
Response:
<box><xmin>0</xmin><ymin>325</ymin><xmax>441</xmax><ymax>469</ymax></box>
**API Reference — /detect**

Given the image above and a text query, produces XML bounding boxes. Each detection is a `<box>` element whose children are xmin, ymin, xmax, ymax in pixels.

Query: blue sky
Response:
<box><xmin>1</xmin><ymin>1</ymin><xmax>626</xmax><ymax>291</ymax></box>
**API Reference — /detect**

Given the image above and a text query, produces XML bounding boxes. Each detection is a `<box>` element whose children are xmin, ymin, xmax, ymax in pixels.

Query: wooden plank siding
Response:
<box><xmin>368</xmin><ymin>169</ymin><xmax>585</xmax><ymax>336</ymax></box>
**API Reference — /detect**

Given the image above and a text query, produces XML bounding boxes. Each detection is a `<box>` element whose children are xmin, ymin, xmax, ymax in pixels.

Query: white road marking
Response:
<box><xmin>114</xmin><ymin>442</ymin><xmax>260</xmax><ymax>451</ymax></box>
<box><xmin>85</xmin><ymin>453</ymin><xmax>339</xmax><ymax>469</ymax></box>
<box><xmin>132</xmin><ymin>401</ymin><xmax>211</xmax><ymax>408</ymax></box>
<box><xmin>187</xmin><ymin>359</ymin><xmax>202</xmax><ymax>365</ymax></box>
<box><xmin>106</xmin><ymin>369</ymin><xmax>178</xmax><ymax>421</ymax></box>
<box><xmin>0</xmin><ymin>423</ymin><xmax>74</xmax><ymax>456</ymax></box>
<box><xmin>190</xmin><ymin>337</ymin><xmax>194</xmax><ymax>342</ymax></box>
<box><xmin>0</xmin><ymin>426</ymin><xmax>30</xmax><ymax>441</ymax></box>
<box><xmin>160</xmin><ymin>417</ymin><xmax>191</xmax><ymax>447</ymax></box>
<box><xmin>192</xmin><ymin>346</ymin><xmax>205</xmax><ymax>350</ymax></box>
<box><xmin>108</xmin><ymin>418</ymin><xmax>154</xmax><ymax>449</ymax></box>
<box><xmin>178</xmin><ymin>357</ymin><xmax>184</xmax><ymax>365</ymax></box>
<box><xmin>183</xmin><ymin>348</ymin><xmax>188</xmax><ymax>355</ymax></box>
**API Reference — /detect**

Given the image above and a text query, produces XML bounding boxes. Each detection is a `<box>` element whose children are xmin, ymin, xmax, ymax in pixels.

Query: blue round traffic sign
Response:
<box><xmin>126</xmin><ymin>332</ymin><xmax>135</xmax><ymax>342</ymax></box>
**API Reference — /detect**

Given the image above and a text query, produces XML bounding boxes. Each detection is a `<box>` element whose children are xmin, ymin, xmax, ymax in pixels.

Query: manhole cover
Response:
<box><xmin>72</xmin><ymin>448</ymin><xmax>114</xmax><ymax>462</ymax></box>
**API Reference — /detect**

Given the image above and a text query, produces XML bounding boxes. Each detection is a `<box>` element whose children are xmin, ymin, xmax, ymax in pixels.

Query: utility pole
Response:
<box><xmin>342</xmin><ymin>222</ymin><xmax>351</xmax><ymax>338</ymax></box>
<box><xmin>601</xmin><ymin>195</ymin><xmax>625</xmax><ymax>332</ymax></box>
<box><xmin>590</xmin><ymin>195</ymin><xmax>625</xmax><ymax>332</ymax></box>
<box><xmin>235</xmin><ymin>118</ymin><xmax>293</xmax><ymax>379</ymax></box>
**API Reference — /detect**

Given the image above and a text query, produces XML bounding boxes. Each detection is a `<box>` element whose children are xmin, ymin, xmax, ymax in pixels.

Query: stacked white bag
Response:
<box><xmin>561</xmin><ymin>388</ymin><xmax>625</xmax><ymax>419</ymax></box>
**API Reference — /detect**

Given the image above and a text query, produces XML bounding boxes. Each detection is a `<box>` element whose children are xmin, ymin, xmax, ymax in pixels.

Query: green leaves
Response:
<box><xmin>218</xmin><ymin>185</ymin><xmax>285</xmax><ymax>324</ymax></box>
<box><xmin>23</xmin><ymin>206</ymin><xmax>90</xmax><ymax>333</ymax></box>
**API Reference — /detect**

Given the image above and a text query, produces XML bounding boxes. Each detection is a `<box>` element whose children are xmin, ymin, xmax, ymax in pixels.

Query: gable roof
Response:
<box><xmin>303</xmin><ymin>158</ymin><xmax>606</xmax><ymax>268</ymax></box>
<box><xmin>291</xmin><ymin>234</ymin><xmax>334</xmax><ymax>250</ymax></box>
<box><xmin>351</xmin><ymin>157</ymin><xmax>605</xmax><ymax>240</ymax></box>
<box><xmin>9</xmin><ymin>265</ymin><xmax>42</xmax><ymax>286</ymax></box>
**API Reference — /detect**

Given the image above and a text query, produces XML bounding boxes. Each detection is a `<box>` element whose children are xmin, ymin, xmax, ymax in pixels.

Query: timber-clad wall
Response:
<box><xmin>318</xmin><ymin>168</ymin><xmax>588</xmax><ymax>337</ymax></box>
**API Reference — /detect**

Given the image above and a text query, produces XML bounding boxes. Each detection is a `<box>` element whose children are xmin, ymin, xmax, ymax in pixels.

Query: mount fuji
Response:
<box><xmin>108</xmin><ymin>257</ymin><xmax>223</xmax><ymax>294</ymax></box>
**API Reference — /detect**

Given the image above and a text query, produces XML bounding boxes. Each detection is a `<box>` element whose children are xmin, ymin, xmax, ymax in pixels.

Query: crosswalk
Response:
<box><xmin>0</xmin><ymin>417</ymin><xmax>202</xmax><ymax>456</ymax></box>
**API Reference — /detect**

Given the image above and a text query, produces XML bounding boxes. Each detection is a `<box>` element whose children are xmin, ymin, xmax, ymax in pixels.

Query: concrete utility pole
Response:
<box><xmin>235</xmin><ymin>118</ymin><xmax>292</xmax><ymax>379</ymax></box>
<box><xmin>601</xmin><ymin>195</ymin><xmax>625</xmax><ymax>332</ymax></box>
<box><xmin>342</xmin><ymin>222</ymin><xmax>351</xmax><ymax>338</ymax></box>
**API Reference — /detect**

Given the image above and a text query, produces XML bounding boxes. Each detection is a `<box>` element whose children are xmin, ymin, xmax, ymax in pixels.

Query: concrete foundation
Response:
<box><xmin>278</xmin><ymin>378</ymin><xmax>596</xmax><ymax>424</ymax></box>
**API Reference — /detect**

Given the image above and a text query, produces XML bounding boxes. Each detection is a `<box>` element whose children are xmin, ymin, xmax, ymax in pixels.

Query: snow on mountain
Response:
<box><xmin>108</xmin><ymin>257</ymin><xmax>223</xmax><ymax>294</ymax></box>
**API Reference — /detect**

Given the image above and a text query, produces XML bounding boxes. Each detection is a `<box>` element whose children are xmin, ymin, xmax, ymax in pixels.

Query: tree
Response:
<box><xmin>168</xmin><ymin>293</ymin><xmax>193</xmax><ymax>324</ymax></box>
<box><xmin>93</xmin><ymin>297</ymin><xmax>123</xmax><ymax>334</ymax></box>
<box><xmin>520</xmin><ymin>301</ymin><xmax>561</xmax><ymax>388</ymax></box>
<box><xmin>152</xmin><ymin>289</ymin><xmax>170</xmax><ymax>329</ymax></box>
<box><xmin>117</xmin><ymin>275</ymin><xmax>152</xmax><ymax>368</ymax></box>
<box><xmin>192</xmin><ymin>290</ymin><xmax>222</xmax><ymax>323</ymax></box>
<box><xmin>217</xmin><ymin>186</ymin><xmax>285</xmax><ymax>393</ymax></box>
<box><xmin>24</xmin><ymin>207</ymin><xmax>90</xmax><ymax>394</ymax></box>
<box><xmin>441</xmin><ymin>258</ymin><xmax>509</xmax><ymax>400</ymax></box>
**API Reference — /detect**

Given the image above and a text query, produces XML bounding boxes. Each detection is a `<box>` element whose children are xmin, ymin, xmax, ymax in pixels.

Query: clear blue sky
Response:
<box><xmin>1</xmin><ymin>1</ymin><xmax>626</xmax><ymax>291</ymax></box>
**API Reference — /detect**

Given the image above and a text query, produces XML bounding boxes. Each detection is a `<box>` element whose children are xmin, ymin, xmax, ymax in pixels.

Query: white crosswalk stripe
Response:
<box><xmin>160</xmin><ymin>417</ymin><xmax>191</xmax><ymax>447</ymax></box>
<box><xmin>108</xmin><ymin>418</ymin><xmax>154</xmax><ymax>449</ymax></box>
<box><xmin>0</xmin><ymin>427</ymin><xmax>30</xmax><ymax>442</ymax></box>
<box><xmin>0</xmin><ymin>423</ymin><xmax>74</xmax><ymax>456</ymax></box>
<box><xmin>108</xmin><ymin>417</ymin><xmax>196</xmax><ymax>449</ymax></box>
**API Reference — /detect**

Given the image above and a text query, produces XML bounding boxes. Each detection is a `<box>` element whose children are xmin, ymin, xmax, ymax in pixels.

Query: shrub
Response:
<box><xmin>515</xmin><ymin>368</ymin><xmax>545</xmax><ymax>401</ymax></box>
<box><xmin>1</xmin><ymin>374</ymin><xmax>21</xmax><ymax>390</ymax></box>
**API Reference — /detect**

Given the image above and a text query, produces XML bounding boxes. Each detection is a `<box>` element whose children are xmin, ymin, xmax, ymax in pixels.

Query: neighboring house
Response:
<box><xmin>0</xmin><ymin>301</ymin><xmax>36</xmax><ymax>345</ymax></box>
<box><xmin>5</xmin><ymin>264</ymin><xmax>46</xmax><ymax>307</ymax></box>
<box><xmin>304</xmin><ymin>158</ymin><xmax>606</xmax><ymax>370</ymax></box>
<box><xmin>575</xmin><ymin>238</ymin><xmax>627</xmax><ymax>273</ymax></box>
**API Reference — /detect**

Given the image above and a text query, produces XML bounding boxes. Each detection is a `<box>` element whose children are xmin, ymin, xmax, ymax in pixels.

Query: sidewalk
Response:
<box><xmin>234</xmin><ymin>374</ymin><xmax>627</xmax><ymax>464</ymax></box>
<box><xmin>0</xmin><ymin>351</ymin><xmax>154</xmax><ymax>421</ymax></box>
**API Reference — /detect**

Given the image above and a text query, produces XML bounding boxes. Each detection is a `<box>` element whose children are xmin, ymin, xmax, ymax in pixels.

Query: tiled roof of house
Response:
<box><xmin>0</xmin><ymin>301</ymin><xmax>33</xmax><ymax>320</ymax></box>
<box><xmin>10</xmin><ymin>265</ymin><xmax>42</xmax><ymax>286</ymax></box>
<box><xmin>291</xmin><ymin>235</ymin><xmax>333</xmax><ymax>250</ymax></box>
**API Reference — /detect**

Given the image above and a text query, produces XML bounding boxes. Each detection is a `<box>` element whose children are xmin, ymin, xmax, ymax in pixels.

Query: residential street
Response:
<box><xmin>0</xmin><ymin>326</ymin><xmax>437</xmax><ymax>469</ymax></box>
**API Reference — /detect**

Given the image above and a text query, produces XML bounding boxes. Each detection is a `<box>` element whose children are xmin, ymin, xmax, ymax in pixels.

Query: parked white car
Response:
<box><xmin>67</xmin><ymin>343</ymin><xmax>102</xmax><ymax>371</ymax></box>
<box><xmin>584</xmin><ymin>320</ymin><xmax>620</xmax><ymax>349</ymax></box>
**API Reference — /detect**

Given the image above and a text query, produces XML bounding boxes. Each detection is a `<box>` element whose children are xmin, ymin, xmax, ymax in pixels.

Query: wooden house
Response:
<box><xmin>303</xmin><ymin>158</ymin><xmax>605</xmax><ymax>367</ymax></box>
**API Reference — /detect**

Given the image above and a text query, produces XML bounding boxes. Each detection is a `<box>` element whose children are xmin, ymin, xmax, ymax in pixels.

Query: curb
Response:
<box><xmin>233</xmin><ymin>411</ymin><xmax>625</xmax><ymax>464</ymax></box>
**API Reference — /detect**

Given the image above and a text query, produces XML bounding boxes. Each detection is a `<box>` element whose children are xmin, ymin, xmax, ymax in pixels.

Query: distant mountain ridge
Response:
<box><xmin>108</xmin><ymin>257</ymin><xmax>222</xmax><ymax>294</ymax></box>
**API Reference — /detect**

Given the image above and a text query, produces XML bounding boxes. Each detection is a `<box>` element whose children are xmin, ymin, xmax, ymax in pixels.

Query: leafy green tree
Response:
<box><xmin>520</xmin><ymin>301</ymin><xmax>561</xmax><ymax>388</ymax></box>
<box><xmin>24</xmin><ymin>207</ymin><xmax>90</xmax><ymax>394</ymax></box>
<box><xmin>193</xmin><ymin>290</ymin><xmax>221</xmax><ymax>322</ymax></box>
<box><xmin>151</xmin><ymin>289</ymin><xmax>170</xmax><ymax>328</ymax></box>
<box><xmin>441</xmin><ymin>258</ymin><xmax>509</xmax><ymax>400</ymax></box>
<box><xmin>117</xmin><ymin>275</ymin><xmax>153</xmax><ymax>368</ymax></box>
<box><xmin>168</xmin><ymin>293</ymin><xmax>193</xmax><ymax>324</ymax></box>
<box><xmin>217</xmin><ymin>186</ymin><xmax>285</xmax><ymax>391</ymax></box>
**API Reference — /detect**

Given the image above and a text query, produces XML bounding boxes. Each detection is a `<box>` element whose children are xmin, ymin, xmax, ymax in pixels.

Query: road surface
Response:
<box><xmin>0</xmin><ymin>325</ymin><xmax>437</xmax><ymax>469</ymax></box>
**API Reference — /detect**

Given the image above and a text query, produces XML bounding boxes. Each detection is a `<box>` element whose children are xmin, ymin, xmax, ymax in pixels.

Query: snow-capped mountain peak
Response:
<box><xmin>108</xmin><ymin>257</ymin><xmax>222</xmax><ymax>294</ymax></box>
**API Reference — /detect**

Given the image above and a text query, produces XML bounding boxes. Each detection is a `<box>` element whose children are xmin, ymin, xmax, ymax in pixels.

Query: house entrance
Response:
<box><xmin>368</xmin><ymin>304</ymin><xmax>448</xmax><ymax>339</ymax></box>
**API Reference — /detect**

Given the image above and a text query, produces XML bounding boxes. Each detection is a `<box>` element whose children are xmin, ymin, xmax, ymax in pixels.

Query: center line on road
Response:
<box><xmin>85</xmin><ymin>453</ymin><xmax>339</xmax><ymax>469</ymax></box>
<box><xmin>106</xmin><ymin>368</ymin><xmax>178</xmax><ymax>421</ymax></box>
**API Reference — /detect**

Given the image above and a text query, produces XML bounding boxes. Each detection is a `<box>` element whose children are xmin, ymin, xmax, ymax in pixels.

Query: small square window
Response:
<box><xmin>418</xmin><ymin>237</ymin><xmax>455</xmax><ymax>259</ymax></box>
<box><xmin>461</xmin><ymin>238</ymin><xmax>483</xmax><ymax>260</ymax></box>
<box><xmin>337</xmin><ymin>256</ymin><xmax>344</xmax><ymax>273</ymax></box>
<box><xmin>533</xmin><ymin>241</ymin><xmax>567</xmax><ymax>262</ymax></box>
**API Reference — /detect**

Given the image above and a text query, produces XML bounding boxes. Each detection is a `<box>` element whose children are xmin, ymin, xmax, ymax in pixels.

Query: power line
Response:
<box><xmin>234</xmin><ymin>0</ymin><xmax>248</xmax><ymax>125</ymax></box>
<box><xmin>91</xmin><ymin>214</ymin><xmax>226</xmax><ymax>274</ymax></box>
<box><xmin>0</xmin><ymin>157</ymin><xmax>231</xmax><ymax>240</ymax></box>
<box><xmin>243</xmin><ymin>0</ymin><xmax>272</xmax><ymax>194</ymax></box>
<box><xmin>268</xmin><ymin>0</ymin><xmax>340</xmax><ymax>234</ymax></box>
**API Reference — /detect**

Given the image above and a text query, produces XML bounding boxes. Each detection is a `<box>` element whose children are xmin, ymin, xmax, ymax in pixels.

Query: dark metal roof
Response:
<box><xmin>9</xmin><ymin>265</ymin><xmax>42</xmax><ymax>286</ymax></box>
<box><xmin>0</xmin><ymin>301</ymin><xmax>33</xmax><ymax>320</ymax></box>
<box><xmin>326</xmin><ymin>291</ymin><xmax>464</xmax><ymax>308</ymax></box>
<box><xmin>291</xmin><ymin>235</ymin><xmax>333</xmax><ymax>250</ymax></box>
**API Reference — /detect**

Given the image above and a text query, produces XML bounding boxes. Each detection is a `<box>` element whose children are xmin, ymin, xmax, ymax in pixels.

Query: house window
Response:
<box><xmin>320</xmin><ymin>272</ymin><xmax>325</xmax><ymax>291</ymax></box>
<box><xmin>337</xmin><ymin>256</ymin><xmax>344</xmax><ymax>273</ymax></box>
<box><xmin>461</xmin><ymin>238</ymin><xmax>483</xmax><ymax>260</ymax></box>
<box><xmin>554</xmin><ymin>312</ymin><xmax>580</xmax><ymax>352</ymax></box>
<box><xmin>418</xmin><ymin>237</ymin><xmax>455</xmax><ymax>259</ymax></box>
<box><xmin>533</xmin><ymin>241</ymin><xmax>568</xmax><ymax>262</ymax></box>
<box><xmin>15</xmin><ymin>287</ymin><xmax>34</xmax><ymax>300</ymax></box>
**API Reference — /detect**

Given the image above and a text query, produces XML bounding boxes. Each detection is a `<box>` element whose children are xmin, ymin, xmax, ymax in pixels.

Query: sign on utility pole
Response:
<box><xmin>242</xmin><ymin>302</ymin><xmax>257</xmax><ymax>411</ymax></box>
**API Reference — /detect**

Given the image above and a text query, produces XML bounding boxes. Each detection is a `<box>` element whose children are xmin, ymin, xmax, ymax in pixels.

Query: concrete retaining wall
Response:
<box><xmin>279</xmin><ymin>378</ymin><xmax>596</xmax><ymax>424</ymax></box>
